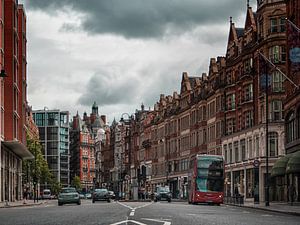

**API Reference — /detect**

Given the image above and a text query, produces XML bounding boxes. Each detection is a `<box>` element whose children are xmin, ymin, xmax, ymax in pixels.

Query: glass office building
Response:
<box><xmin>33</xmin><ymin>109</ymin><xmax>70</xmax><ymax>186</ymax></box>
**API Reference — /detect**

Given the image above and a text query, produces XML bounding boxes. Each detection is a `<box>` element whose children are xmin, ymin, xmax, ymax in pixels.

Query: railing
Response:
<box><xmin>224</xmin><ymin>195</ymin><xmax>244</xmax><ymax>206</ymax></box>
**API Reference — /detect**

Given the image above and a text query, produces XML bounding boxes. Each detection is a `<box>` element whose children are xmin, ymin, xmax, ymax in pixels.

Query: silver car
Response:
<box><xmin>58</xmin><ymin>188</ymin><xmax>81</xmax><ymax>206</ymax></box>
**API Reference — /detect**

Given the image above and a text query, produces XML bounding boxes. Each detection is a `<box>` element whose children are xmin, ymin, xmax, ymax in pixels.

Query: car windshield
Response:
<box><xmin>157</xmin><ymin>187</ymin><xmax>170</xmax><ymax>193</ymax></box>
<box><xmin>94</xmin><ymin>189</ymin><xmax>108</xmax><ymax>193</ymax></box>
<box><xmin>61</xmin><ymin>188</ymin><xmax>76</xmax><ymax>193</ymax></box>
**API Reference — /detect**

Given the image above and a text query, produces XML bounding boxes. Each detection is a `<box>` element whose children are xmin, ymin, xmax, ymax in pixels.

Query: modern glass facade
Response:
<box><xmin>33</xmin><ymin>110</ymin><xmax>70</xmax><ymax>187</ymax></box>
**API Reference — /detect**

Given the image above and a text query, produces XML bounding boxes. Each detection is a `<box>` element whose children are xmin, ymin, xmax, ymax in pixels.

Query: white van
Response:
<box><xmin>42</xmin><ymin>189</ymin><xmax>51</xmax><ymax>199</ymax></box>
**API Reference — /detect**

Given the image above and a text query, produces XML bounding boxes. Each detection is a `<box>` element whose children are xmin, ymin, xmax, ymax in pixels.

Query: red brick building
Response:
<box><xmin>70</xmin><ymin>103</ymin><xmax>108</xmax><ymax>191</ymax></box>
<box><xmin>0</xmin><ymin>0</ymin><xmax>32</xmax><ymax>203</ymax></box>
<box><xmin>281</xmin><ymin>0</ymin><xmax>300</xmax><ymax>203</ymax></box>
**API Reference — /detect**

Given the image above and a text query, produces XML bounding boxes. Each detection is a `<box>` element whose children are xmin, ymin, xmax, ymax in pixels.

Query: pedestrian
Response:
<box><xmin>289</xmin><ymin>185</ymin><xmax>296</xmax><ymax>205</ymax></box>
<box><xmin>23</xmin><ymin>187</ymin><xmax>28</xmax><ymax>204</ymax></box>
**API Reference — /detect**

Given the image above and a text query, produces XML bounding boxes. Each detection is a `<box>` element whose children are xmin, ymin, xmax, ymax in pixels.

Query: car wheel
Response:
<box><xmin>77</xmin><ymin>201</ymin><xmax>81</xmax><ymax>205</ymax></box>
<box><xmin>58</xmin><ymin>202</ymin><xmax>63</xmax><ymax>206</ymax></box>
<box><xmin>168</xmin><ymin>199</ymin><xmax>171</xmax><ymax>203</ymax></box>
<box><xmin>107</xmin><ymin>199</ymin><xmax>111</xmax><ymax>203</ymax></box>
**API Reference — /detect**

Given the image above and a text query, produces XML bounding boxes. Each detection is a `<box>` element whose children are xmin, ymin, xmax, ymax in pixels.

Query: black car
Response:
<box><xmin>154</xmin><ymin>186</ymin><xmax>172</xmax><ymax>202</ymax></box>
<box><xmin>92</xmin><ymin>189</ymin><xmax>111</xmax><ymax>203</ymax></box>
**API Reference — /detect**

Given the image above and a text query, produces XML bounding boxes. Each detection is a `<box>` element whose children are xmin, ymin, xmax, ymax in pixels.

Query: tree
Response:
<box><xmin>23</xmin><ymin>133</ymin><xmax>52</xmax><ymax>187</ymax></box>
<box><xmin>72</xmin><ymin>176</ymin><xmax>82</xmax><ymax>191</ymax></box>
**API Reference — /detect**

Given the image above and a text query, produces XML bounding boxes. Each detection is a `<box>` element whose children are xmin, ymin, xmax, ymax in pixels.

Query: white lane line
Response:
<box><xmin>110</xmin><ymin>220</ymin><xmax>147</xmax><ymax>225</ymax></box>
<box><xmin>135</xmin><ymin>202</ymin><xmax>153</xmax><ymax>209</ymax></box>
<box><xmin>142</xmin><ymin>218</ymin><xmax>171</xmax><ymax>225</ymax></box>
<box><xmin>116</xmin><ymin>201</ymin><xmax>134</xmax><ymax>210</ymax></box>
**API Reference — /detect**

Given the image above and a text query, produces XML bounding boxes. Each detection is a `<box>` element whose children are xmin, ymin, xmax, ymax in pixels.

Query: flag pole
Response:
<box><xmin>286</xmin><ymin>18</ymin><xmax>300</xmax><ymax>33</ymax></box>
<box><xmin>258</xmin><ymin>51</ymin><xmax>299</xmax><ymax>89</ymax></box>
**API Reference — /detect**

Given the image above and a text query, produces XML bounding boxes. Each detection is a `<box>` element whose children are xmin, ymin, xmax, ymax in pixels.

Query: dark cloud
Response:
<box><xmin>28</xmin><ymin>0</ymin><xmax>247</xmax><ymax>38</ymax></box>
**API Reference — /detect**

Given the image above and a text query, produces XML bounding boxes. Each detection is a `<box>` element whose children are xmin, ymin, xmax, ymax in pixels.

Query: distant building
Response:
<box><xmin>70</xmin><ymin>102</ymin><xmax>108</xmax><ymax>191</ymax></box>
<box><xmin>32</xmin><ymin>109</ymin><xmax>70</xmax><ymax>186</ymax></box>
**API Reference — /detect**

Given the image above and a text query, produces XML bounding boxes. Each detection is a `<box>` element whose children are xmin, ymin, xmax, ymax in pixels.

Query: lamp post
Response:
<box><xmin>33</xmin><ymin>141</ymin><xmax>37</xmax><ymax>203</ymax></box>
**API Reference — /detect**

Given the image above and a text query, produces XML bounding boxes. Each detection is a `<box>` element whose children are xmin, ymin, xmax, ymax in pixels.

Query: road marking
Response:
<box><xmin>130</xmin><ymin>210</ymin><xmax>135</xmax><ymax>216</ymax></box>
<box><xmin>110</xmin><ymin>220</ymin><xmax>146</xmax><ymax>225</ymax></box>
<box><xmin>117</xmin><ymin>201</ymin><xmax>153</xmax><ymax>217</ymax></box>
<box><xmin>142</xmin><ymin>218</ymin><xmax>172</xmax><ymax>225</ymax></box>
<box><xmin>136</xmin><ymin>202</ymin><xmax>153</xmax><ymax>209</ymax></box>
<box><xmin>116</xmin><ymin>201</ymin><xmax>134</xmax><ymax>210</ymax></box>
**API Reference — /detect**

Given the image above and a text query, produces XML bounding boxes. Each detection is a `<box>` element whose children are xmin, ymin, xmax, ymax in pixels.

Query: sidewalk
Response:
<box><xmin>226</xmin><ymin>201</ymin><xmax>300</xmax><ymax>216</ymax></box>
<box><xmin>0</xmin><ymin>200</ymin><xmax>44</xmax><ymax>208</ymax></box>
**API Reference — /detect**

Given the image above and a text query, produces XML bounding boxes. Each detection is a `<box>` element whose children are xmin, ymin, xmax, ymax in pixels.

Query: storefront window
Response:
<box><xmin>246</xmin><ymin>169</ymin><xmax>254</xmax><ymax>198</ymax></box>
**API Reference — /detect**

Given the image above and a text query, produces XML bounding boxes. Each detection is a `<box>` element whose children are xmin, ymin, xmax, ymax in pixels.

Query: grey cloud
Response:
<box><xmin>28</xmin><ymin>0</ymin><xmax>247</xmax><ymax>38</ymax></box>
<box><xmin>78</xmin><ymin>70</ymin><xmax>139</xmax><ymax>107</ymax></box>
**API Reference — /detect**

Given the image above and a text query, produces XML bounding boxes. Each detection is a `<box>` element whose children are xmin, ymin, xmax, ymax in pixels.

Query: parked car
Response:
<box><xmin>85</xmin><ymin>192</ymin><xmax>92</xmax><ymax>199</ymax></box>
<box><xmin>42</xmin><ymin>189</ymin><xmax>52</xmax><ymax>200</ymax></box>
<box><xmin>154</xmin><ymin>186</ymin><xmax>172</xmax><ymax>202</ymax></box>
<box><xmin>108</xmin><ymin>191</ymin><xmax>115</xmax><ymax>199</ymax></box>
<box><xmin>58</xmin><ymin>187</ymin><xmax>81</xmax><ymax>206</ymax></box>
<box><xmin>79</xmin><ymin>193</ymin><xmax>85</xmax><ymax>199</ymax></box>
<box><xmin>92</xmin><ymin>189</ymin><xmax>111</xmax><ymax>203</ymax></box>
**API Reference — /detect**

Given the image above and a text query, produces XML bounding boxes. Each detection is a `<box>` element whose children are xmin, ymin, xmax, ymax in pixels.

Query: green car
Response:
<box><xmin>58</xmin><ymin>187</ymin><xmax>81</xmax><ymax>206</ymax></box>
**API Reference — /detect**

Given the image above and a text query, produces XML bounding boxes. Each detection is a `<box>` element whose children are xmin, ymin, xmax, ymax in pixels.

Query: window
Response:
<box><xmin>270</xmin><ymin>100</ymin><xmax>283</xmax><ymax>121</ymax></box>
<box><xmin>234</xmin><ymin>141</ymin><xmax>239</xmax><ymax>162</ymax></box>
<box><xmin>286</xmin><ymin>112</ymin><xmax>295</xmax><ymax>143</ymax></box>
<box><xmin>248</xmin><ymin>138</ymin><xmax>253</xmax><ymax>159</ymax></box>
<box><xmin>223</xmin><ymin>145</ymin><xmax>228</xmax><ymax>163</ymax></box>
<box><xmin>229</xmin><ymin>143</ymin><xmax>233</xmax><ymax>163</ymax></box>
<box><xmin>269</xmin><ymin>46</ymin><xmax>286</xmax><ymax>63</ymax></box>
<box><xmin>226</xmin><ymin>93</ymin><xmax>236</xmax><ymax>110</ymax></box>
<box><xmin>226</xmin><ymin>118</ymin><xmax>236</xmax><ymax>135</ymax></box>
<box><xmin>270</xmin><ymin>18</ymin><xmax>278</xmax><ymax>33</ymax></box>
<box><xmin>245</xmin><ymin>83</ymin><xmax>253</xmax><ymax>102</ymax></box>
<box><xmin>245</xmin><ymin>110</ymin><xmax>253</xmax><ymax>128</ymax></box>
<box><xmin>243</xmin><ymin>58</ymin><xmax>252</xmax><ymax>73</ymax></box>
<box><xmin>270</xmin><ymin>17</ymin><xmax>286</xmax><ymax>33</ymax></box>
<box><xmin>255</xmin><ymin>135</ymin><xmax>259</xmax><ymax>157</ymax></box>
<box><xmin>268</xmin><ymin>132</ymin><xmax>278</xmax><ymax>157</ymax></box>
<box><xmin>272</xmin><ymin>71</ymin><xmax>285</xmax><ymax>92</ymax></box>
<box><xmin>280</xmin><ymin>18</ymin><xmax>286</xmax><ymax>32</ymax></box>
<box><xmin>241</xmin><ymin>139</ymin><xmax>246</xmax><ymax>161</ymax></box>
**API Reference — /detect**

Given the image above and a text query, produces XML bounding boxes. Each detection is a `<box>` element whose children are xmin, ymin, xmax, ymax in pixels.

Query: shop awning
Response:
<box><xmin>270</xmin><ymin>155</ymin><xmax>291</xmax><ymax>177</ymax></box>
<box><xmin>2</xmin><ymin>141</ymin><xmax>34</xmax><ymax>160</ymax></box>
<box><xmin>286</xmin><ymin>151</ymin><xmax>300</xmax><ymax>174</ymax></box>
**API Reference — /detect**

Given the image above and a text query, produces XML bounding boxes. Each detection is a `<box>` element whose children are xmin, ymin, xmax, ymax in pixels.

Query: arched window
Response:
<box><xmin>268</xmin><ymin>132</ymin><xmax>278</xmax><ymax>157</ymax></box>
<box><xmin>286</xmin><ymin>111</ymin><xmax>295</xmax><ymax>143</ymax></box>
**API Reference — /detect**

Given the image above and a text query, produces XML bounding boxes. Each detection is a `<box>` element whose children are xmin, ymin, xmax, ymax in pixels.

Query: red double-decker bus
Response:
<box><xmin>188</xmin><ymin>154</ymin><xmax>224</xmax><ymax>205</ymax></box>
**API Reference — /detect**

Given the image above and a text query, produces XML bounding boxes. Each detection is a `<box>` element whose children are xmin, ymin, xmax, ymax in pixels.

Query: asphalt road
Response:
<box><xmin>0</xmin><ymin>200</ymin><xmax>298</xmax><ymax>225</ymax></box>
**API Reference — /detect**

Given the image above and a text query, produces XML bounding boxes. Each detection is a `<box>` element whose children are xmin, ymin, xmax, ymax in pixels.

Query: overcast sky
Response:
<box><xmin>22</xmin><ymin>0</ymin><xmax>254</xmax><ymax>124</ymax></box>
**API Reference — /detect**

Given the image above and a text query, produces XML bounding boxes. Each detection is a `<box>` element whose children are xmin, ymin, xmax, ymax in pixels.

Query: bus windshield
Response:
<box><xmin>196</xmin><ymin>177</ymin><xmax>224</xmax><ymax>192</ymax></box>
<box><xmin>196</xmin><ymin>157</ymin><xmax>224</xmax><ymax>192</ymax></box>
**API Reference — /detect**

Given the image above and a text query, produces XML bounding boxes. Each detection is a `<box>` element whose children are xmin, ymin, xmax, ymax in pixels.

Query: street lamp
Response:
<box><xmin>33</xmin><ymin>141</ymin><xmax>38</xmax><ymax>203</ymax></box>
